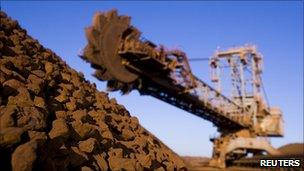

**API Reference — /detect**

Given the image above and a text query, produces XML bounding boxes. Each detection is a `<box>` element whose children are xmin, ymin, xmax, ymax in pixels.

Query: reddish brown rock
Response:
<box><xmin>81</xmin><ymin>166</ymin><xmax>94</xmax><ymax>171</ymax></box>
<box><xmin>17</xmin><ymin>107</ymin><xmax>47</xmax><ymax>130</ymax></box>
<box><xmin>26</xmin><ymin>74</ymin><xmax>44</xmax><ymax>95</ymax></box>
<box><xmin>122</xmin><ymin>128</ymin><xmax>135</xmax><ymax>141</ymax></box>
<box><xmin>44</xmin><ymin>62</ymin><xmax>53</xmax><ymax>75</ymax></box>
<box><xmin>66</xmin><ymin>98</ymin><xmax>77</xmax><ymax>111</ymax></box>
<box><xmin>55</xmin><ymin>110</ymin><xmax>67</xmax><ymax>119</ymax></box>
<box><xmin>78</xmin><ymin>138</ymin><xmax>98</xmax><ymax>153</ymax></box>
<box><xmin>11</xmin><ymin>141</ymin><xmax>38</xmax><ymax>171</ymax></box>
<box><xmin>34</xmin><ymin>96</ymin><xmax>46</xmax><ymax>109</ymax></box>
<box><xmin>7</xmin><ymin>87</ymin><xmax>33</xmax><ymax>107</ymax></box>
<box><xmin>0</xmin><ymin>105</ymin><xmax>17</xmax><ymax>128</ymax></box>
<box><xmin>3</xmin><ymin>79</ymin><xmax>25</xmax><ymax>95</ymax></box>
<box><xmin>49</xmin><ymin>119</ymin><xmax>69</xmax><ymax>139</ymax></box>
<box><xmin>108</xmin><ymin>156</ymin><xmax>137</xmax><ymax>171</ymax></box>
<box><xmin>0</xmin><ymin>127</ymin><xmax>25</xmax><ymax>147</ymax></box>
<box><xmin>54</xmin><ymin>88</ymin><xmax>69</xmax><ymax>103</ymax></box>
<box><xmin>93</xmin><ymin>153</ymin><xmax>108</xmax><ymax>170</ymax></box>
<box><xmin>136</xmin><ymin>153</ymin><xmax>152</xmax><ymax>168</ymax></box>
<box><xmin>31</xmin><ymin>70</ymin><xmax>45</xmax><ymax>78</ymax></box>
<box><xmin>28</xmin><ymin>131</ymin><xmax>47</xmax><ymax>141</ymax></box>
<box><xmin>0</xmin><ymin>11</ymin><xmax>186</xmax><ymax>171</ymax></box>
<box><xmin>69</xmin><ymin>146</ymin><xmax>89</xmax><ymax>167</ymax></box>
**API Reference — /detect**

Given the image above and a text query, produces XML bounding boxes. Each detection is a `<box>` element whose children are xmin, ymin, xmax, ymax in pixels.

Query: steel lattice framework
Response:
<box><xmin>81</xmin><ymin>10</ymin><xmax>284</xmax><ymax>168</ymax></box>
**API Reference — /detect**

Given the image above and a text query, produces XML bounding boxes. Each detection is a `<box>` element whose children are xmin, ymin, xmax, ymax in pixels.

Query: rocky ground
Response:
<box><xmin>278</xmin><ymin>143</ymin><xmax>304</xmax><ymax>155</ymax></box>
<box><xmin>0</xmin><ymin>11</ymin><xmax>186</xmax><ymax>171</ymax></box>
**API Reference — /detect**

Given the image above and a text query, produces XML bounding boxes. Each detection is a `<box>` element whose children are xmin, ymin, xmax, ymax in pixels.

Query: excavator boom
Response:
<box><xmin>82</xmin><ymin>10</ymin><xmax>252</xmax><ymax>131</ymax></box>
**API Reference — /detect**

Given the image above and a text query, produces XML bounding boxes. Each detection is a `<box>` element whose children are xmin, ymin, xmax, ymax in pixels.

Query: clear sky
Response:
<box><xmin>1</xmin><ymin>1</ymin><xmax>303</xmax><ymax>157</ymax></box>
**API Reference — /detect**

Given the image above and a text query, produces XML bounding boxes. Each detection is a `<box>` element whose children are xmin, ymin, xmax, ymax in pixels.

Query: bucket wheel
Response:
<box><xmin>82</xmin><ymin>9</ymin><xmax>139</xmax><ymax>83</ymax></box>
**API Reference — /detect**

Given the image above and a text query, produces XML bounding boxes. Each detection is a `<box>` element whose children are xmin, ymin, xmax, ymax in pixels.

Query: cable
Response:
<box><xmin>259</xmin><ymin>75</ymin><xmax>270</xmax><ymax>108</ymax></box>
<box><xmin>188</xmin><ymin>58</ymin><xmax>210</xmax><ymax>62</ymax></box>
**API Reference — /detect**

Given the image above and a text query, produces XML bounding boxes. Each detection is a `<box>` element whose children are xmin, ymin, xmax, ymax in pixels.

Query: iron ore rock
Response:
<box><xmin>0</xmin><ymin>11</ymin><xmax>186</xmax><ymax>171</ymax></box>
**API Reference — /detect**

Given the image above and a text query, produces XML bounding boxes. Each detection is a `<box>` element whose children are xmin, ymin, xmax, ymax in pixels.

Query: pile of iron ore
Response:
<box><xmin>0</xmin><ymin>11</ymin><xmax>186</xmax><ymax>171</ymax></box>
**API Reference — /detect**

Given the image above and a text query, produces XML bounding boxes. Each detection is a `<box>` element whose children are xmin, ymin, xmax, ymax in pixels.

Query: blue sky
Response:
<box><xmin>1</xmin><ymin>1</ymin><xmax>303</xmax><ymax>156</ymax></box>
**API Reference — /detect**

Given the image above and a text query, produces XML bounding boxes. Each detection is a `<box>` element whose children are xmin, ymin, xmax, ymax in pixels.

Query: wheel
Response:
<box><xmin>83</xmin><ymin>9</ymin><xmax>138</xmax><ymax>83</ymax></box>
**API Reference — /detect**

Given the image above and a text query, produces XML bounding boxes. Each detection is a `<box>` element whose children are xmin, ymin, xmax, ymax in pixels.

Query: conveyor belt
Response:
<box><xmin>82</xmin><ymin>9</ymin><xmax>252</xmax><ymax>132</ymax></box>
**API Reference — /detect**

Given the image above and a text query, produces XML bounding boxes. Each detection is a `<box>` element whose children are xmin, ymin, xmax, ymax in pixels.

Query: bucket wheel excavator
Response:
<box><xmin>81</xmin><ymin>9</ymin><xmax>284</xmax><ymax>168</ymax></box>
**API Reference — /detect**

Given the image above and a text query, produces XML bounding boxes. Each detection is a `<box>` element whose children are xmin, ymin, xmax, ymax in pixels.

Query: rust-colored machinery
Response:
<box><xmin>81</xmin><ymin>10</ymin><xmax>284</xmax><ymax>168</ymax></box>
